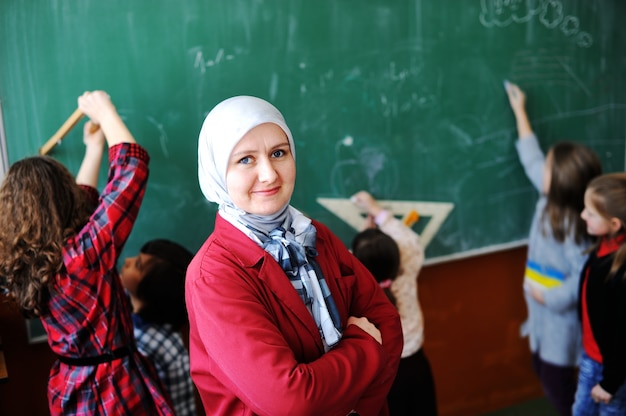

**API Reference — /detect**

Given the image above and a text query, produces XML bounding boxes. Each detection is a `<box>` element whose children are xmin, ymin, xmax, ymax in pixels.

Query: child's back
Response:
<box><xmin>351</xmin><ymin>191</ymin><xmax>437</xmax><ymax>416</ymax></box>
<box><xmin>0</xmin><ymin>92</ymin><xmax>174</xmax><ymax>415</ymax></box>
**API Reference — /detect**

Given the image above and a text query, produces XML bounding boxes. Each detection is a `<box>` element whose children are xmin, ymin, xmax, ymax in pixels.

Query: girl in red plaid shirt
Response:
<box><xmin>0</xmin><ymin>91</ymin><xmax>174</xmax><ymax>415</ymax></box>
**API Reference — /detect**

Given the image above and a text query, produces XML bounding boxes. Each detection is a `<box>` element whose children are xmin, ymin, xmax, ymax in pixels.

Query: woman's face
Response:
<box><xmin>226</xmin><ymin>122</ymin><xmax>295</xmax><ymax>216</ymax></box>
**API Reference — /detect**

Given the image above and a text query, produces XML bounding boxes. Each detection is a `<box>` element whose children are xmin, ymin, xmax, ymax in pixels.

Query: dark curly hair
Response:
<box><xmin>135</xmin><ymin>239</ymin><xmax>194</xmax><ymax>330</ymax></box>
<box><xmin>0</xmin><ymin>156</ymin><xmax>92</xmax><ymax>317</ymax></box>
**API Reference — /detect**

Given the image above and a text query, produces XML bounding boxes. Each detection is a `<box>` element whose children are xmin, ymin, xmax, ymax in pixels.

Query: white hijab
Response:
<box><xmin>197</xmin><ymin>96</ymin><xmax>343</xmax><ymax>349</ymax></box>
<box><xmin>197</xmin><ymin>95</ymin><xmax>295</xmax><ymax>207</ymax></box>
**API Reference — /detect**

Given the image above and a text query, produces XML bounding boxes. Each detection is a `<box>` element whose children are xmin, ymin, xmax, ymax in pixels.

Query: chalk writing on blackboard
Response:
<box><xmin>192</xmin><ymin>47</ymin><xmax>236</xmax><ymax>73</ymax></box>
<box><xmin>479</xmin><ymin>0</ymin><xmax>592</xmax><ymax>48</ymax></box>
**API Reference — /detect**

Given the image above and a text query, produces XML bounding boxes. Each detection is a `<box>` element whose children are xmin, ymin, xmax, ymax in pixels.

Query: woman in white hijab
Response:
<box><xmin>186</xmin><ymin>96</ymin><xmax>403</xmax><ymax>416</ymax></box>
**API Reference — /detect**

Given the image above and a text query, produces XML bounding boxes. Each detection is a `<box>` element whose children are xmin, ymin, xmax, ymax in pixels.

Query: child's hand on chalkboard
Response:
<box><xmin>351</xmin><ymin>191</ymin><xmax>383</xmax><ymax>218</ymax></box>
<box><xmin>504</xmin><ymin>80</ymin><xmax>526</xmax><ymax>115</ymax></box>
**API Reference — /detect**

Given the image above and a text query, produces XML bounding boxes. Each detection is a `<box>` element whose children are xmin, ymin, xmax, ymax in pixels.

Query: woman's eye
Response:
<box><xmin>239</xmin><ymin>156</ymin><xmax>252</xmax><ymax>165</ymax></box>
<box><xmin>272</xmin><ymin>149</ymin><xmax>285</xmax><ymax>158</ymax></box>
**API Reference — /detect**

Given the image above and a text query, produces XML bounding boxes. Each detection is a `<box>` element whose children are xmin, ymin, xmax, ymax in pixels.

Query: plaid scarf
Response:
<box><xmin>257</xmin><ymin>225</ymin><xmax>343</xmax><ymax>350</ymax></box>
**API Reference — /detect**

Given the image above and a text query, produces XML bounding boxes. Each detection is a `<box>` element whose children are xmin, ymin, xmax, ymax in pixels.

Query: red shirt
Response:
<box><xmin>581</xmin><ymin>268</ymin><xmax>603</xmax><ymax>362</ymax></box>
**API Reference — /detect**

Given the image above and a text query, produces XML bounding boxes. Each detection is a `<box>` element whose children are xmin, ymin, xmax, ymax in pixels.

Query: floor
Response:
<box><xmin>483</xmin><ymin>397</ymin><xmax>559</xmax><ymax>416</ymax></box>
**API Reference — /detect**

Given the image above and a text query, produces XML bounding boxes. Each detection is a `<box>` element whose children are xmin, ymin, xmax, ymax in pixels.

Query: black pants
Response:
<box><xmin>387</xmin><ymin>348</ymin><xmax>438</xmax><ymax>416</ymax></box>
<box><xmin>532</xmin><ymin>353</ymin><xmax>577</xmax><ymax>416</ymax></box>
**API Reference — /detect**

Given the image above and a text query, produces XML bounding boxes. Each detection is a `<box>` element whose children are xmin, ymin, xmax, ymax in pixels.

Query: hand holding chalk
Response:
<box><xmin>503</xmin><ymin>79</ymin><xmax>526</xmax><ymax>114</ymax></box>
<box><xmin>503</xmin><ymin>80</ymin><xmax>533</xmax><ymax>138</ymax></box>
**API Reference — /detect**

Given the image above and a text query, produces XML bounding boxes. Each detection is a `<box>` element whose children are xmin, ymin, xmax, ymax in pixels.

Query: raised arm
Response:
<box><xmin>67</xmin><ymin>91</ymin><xmax>149</xmax><ymax>271</ymax></box>
<box><xmin>504</xmin><ymin>81</ymin><xmax>533</xmax><ymax>139</ymax></box>
<box><xmin>75</xmin><ymin>121</ymin><xmax>105</xmax><ymax>188</ymax></box>
<box><xmin>351</xmin><ymin>191</ymin><xmax>383</xmax><ymax>223</ymax></box>
<box><xmin>77</xmin><ymin>91</ymin><xmax>136</xmax><ymax>147</ymax></box>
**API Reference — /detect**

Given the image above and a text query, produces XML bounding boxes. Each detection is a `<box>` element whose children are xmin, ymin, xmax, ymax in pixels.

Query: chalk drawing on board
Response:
<box><xmin>509</xmin><ymin>49</ymin><xmax>591</xmax><ymax>96</ymax></box>
<box><xmin>330</xmin><ymin>136</ymin><xmax>398</xmax><ymax>197</ymax></box>
<box><xmin>145</xmin><ymin>116</ymin><xmax>170</xmax><ymax>158</ymax></box>
<box><xmin>479</xmin><ymin>0</ymin><xmax>592</xmax><ymax>48</ymax></box>
<box><xmin>317</xmin><ymin>197</ymin><xmax>454</xmax><ymax>250</ymax></box>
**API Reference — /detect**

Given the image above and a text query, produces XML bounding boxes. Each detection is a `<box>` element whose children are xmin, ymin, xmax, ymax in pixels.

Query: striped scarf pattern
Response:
<box><xmin>262</xmin><ymin>226</ymin><xmax>342</xmax><ymax>350</ymax></box>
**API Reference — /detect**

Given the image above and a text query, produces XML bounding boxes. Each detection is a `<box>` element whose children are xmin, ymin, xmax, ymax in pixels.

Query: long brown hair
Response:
<box><xmin>585</xmin><ymin>173</ymin><xmax>626</xmax><ymax>278</ymax></box>
<box><xmin>543</xmin><ymin>141</ymin><xmax>602</xmax><ymax>243</ymax></box>
<box><xmin>0</xmin><ymin>156</ymin><xmax>92</xmax><ymax>317</ymax></box>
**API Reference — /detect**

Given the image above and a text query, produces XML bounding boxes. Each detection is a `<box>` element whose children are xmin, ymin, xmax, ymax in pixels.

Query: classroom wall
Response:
<box><xmin>419</xmin><ymin>245</ymin><xmax>542</xmax><ymax>415</ymax></box>
<box><xmin>0</xmin><ymin>245</ymin><xmax>540</xmax><ymax>416</ymax></box>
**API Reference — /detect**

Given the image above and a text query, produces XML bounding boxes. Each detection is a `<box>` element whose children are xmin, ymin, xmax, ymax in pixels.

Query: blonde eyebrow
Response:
<box><xmin>231</xmin><ymin>141</ymin><xmax>290</xmax><ymax>159</ymax></box>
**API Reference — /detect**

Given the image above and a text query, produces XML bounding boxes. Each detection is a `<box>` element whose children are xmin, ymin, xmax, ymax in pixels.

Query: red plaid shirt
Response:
<box><xmin>42</xmin><ymin>143</ymin><xmax>174</xmax><ymax>415</ymax></box>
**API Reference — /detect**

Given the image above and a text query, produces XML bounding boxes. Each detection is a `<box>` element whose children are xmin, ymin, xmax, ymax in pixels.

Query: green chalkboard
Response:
<box><xmin>1</xmin><ymin>0</ymin><xmax>625</xmax><ymax>262</ymax></box>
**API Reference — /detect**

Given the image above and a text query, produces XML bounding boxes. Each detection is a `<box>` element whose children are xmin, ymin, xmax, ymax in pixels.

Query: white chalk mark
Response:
<box><xmin>479</xmin><ymin>0</ymin><xmax>592</xmax><ymax>48</ymax></box>
<box><xmin>193</xmin><ymin>50</ymin><xmax>206</xmax><ymax>74</ymax></box>
<box><xmin>191</xmin><ymin>48</ymin><xmax>236</xmax><ymax>73</ymax></box>
<box><xmin>146</xmin><ymin>116</ymin><xmax>169</xmax><ymax>158</ymax></box>
<box><xmin>317</xmin><ymin>197</ymin><xmax>454</xmax><ymax>249</ymax></box>
<box><xmin>554</xmin><ymin>56</ymin><xmax>592</xmax><ymax>97</ymax></box>
<box><xmin>269</xmin><ymin>73</ymin><xmax>279</xmax><ymax>101</ymax></box>
<box><xmin>560</xmin><ymin>15</ymin><xmax>579</xmax><ymax>36</ymax></box>
<box><xmin>576</xmin><ymin>32</ymin><xmax>593</xmax><ymax>48</ymax></box>
<box><xmin>539</xmin><ymin>0</ymin><xmax>563</xmax><ymax>29</ymax></box>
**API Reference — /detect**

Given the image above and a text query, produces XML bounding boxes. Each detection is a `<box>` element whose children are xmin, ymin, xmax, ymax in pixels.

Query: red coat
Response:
<box><xmin>186</xmin><ymin>214</ymin><xmax>403</xmax><ymax>416</ymax></box>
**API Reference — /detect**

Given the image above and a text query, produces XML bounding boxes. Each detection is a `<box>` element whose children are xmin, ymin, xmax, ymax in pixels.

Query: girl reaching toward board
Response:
<box><xmin>504</xmin><ymin>81</ymin><xmax>602</xmax><ymax>416</ymax></box>
<box><xmin>0</xmin><ymin>91</ymin><xmax>174</xmax><ymax>415</ymax></box>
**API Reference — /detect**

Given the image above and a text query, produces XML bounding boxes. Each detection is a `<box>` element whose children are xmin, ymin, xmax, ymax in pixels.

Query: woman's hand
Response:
<box><xmin>347</xmin><ymin>316</ymin><xmax>382</xmax><ymax>344</ymax></box>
